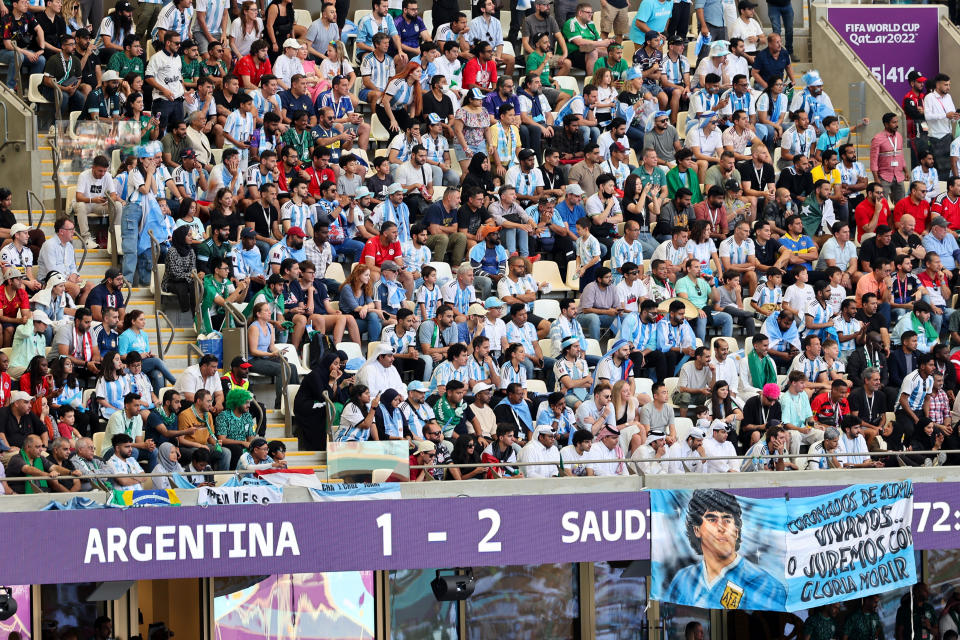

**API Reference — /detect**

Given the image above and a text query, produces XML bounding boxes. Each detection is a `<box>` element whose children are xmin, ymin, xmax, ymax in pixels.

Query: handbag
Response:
<box><xmin>197</xmin><ymin>331</ymin><xmax>224</xmax><ymax>367</ymax></box>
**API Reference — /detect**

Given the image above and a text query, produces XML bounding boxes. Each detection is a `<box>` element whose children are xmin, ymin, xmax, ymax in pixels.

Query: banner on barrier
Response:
<box><xmin>197</xmin><ymin>485</ymin><xmax>282</xmax><ymax>505</ymax></box>
<box><xmin>828</xmin><ymin>6</ymin><xmax>940</xmax><ymax>100</ymax></box>
<box><xmin>651</xmin><ymin>482</ymin><xmax>916</xmax><ymax>611</ymax></box>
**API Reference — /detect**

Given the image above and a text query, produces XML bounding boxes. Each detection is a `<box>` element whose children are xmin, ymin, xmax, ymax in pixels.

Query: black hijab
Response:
<box><xmin>171</xmin><ymin>226</ymin><xmax>192</xmax><ymax>258</ymax></box>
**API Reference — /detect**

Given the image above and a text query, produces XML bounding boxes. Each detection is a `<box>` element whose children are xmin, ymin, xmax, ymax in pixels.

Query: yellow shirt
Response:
<box><xmin>810</xmin><ymin>165</ymin><xmax>841</xmax><ymax>185</ymax></box>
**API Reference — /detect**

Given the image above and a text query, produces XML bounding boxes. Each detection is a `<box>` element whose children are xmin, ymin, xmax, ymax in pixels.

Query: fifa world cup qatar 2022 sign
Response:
<box><xmin>828</xmin><ymin>6</ymin><xmax>940</xmax><ymax>101</ymax></box>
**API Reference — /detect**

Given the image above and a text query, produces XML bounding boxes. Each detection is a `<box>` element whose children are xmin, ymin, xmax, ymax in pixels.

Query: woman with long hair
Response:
<box><xmin>162</xmin><ymin>226</ymin><xmax>197</xmax><ymax>314</ymax></box>
<box><xmin>228</xmin><ymin>1</ymin><xmax>263</xmax><ymax>58</ymax></box>
<box><xmin>121</xmin><ymin>92</ymin><xmax>160</xmax><ymax>143</ymax></box>
<box><xmin>174</xmin><ymin>198</ymin><xmax>205</xmax><ymax>242</ymax></box>
<box><xmin>118</xmin><ymin>309</ymin><xmax>177</xmax><ymax>392</ymax></box>
<box><xmin>499</xmin><ymin>343</ymin><xmax>528</xmax><ymax>391</ymax></box>
<box><xmin>20</xmin><ymin>355</ymin><xmax>55</xmax><ymax>400</ymax></box>
<box><xmin>317</xmin><ymin>40</ymin><xmax>354</xmax><ymax>90</ymax></box>
<box><xmin>62</xmin><ymin>0</ymin><xmax>88</xmax><ymax>34</ymax></box>
<box><xmin>247</xmin><ymin>301</ymin><xmax>300</xmax><ymax>410</ymax></box>
<box><xmin>334</xmin><ymin>384</ymin><xmax>380</xmax><ymax>442</ymax></box>
<box><xmin>710</xmin><ymin>379</ymin><xmax>743</xmax><ymax>427</ymax></box>
<box><xmin>378</xmin><ymin>62</ymin><xmax>423</xmax><ymax>134</ymax></box>
<box><xmin>757</xmin><ymin>76</ymin><xmax>789</xmax><ymax>151</ymax></box>
<box><xmin>339</xmin><ymin>264</ymin><xmax>386</xmax><ymax>342</ymax></box>
<box><xmin>209</xmin><ymin>188</ymin><xmax>243</xmax><ymax>243</ymax></box>
<box><xmin>264</xmin><ymin>0</ymin><xmax>304</xmax><ymax>58</ymax></box>
<box><xmin>451</xmin><ymin>434</ymin><xmax>487</xmax><ymax>480</ymax></box>
<box><xmin>452</xmin><ymin>87</ymin><xmax>492</xmax><ymax>173</ymax></box>
<box><xmin>611</xmin><ymin>379</ymin><xmax>640</xmax><ymax>428</ymax></box>
<box><xmin>685</xmin><ymin>218</ymin><xmax>721</xmax><ymax>279</ymax></box>
<box><xmin>119</xmin><ymin>72</ymin><xmax>144</xmax><ymax>104</ymax></box>
<box><xmin>95</xmin><ymin>351</ymin><xmax>128</xmax><ymax>420</ymax></box>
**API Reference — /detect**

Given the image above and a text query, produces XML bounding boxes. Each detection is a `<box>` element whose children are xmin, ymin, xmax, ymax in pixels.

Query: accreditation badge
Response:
<box><xmin>720</xmin><ymin>581</ymin><xmax>744</xmax><ymax>610</ymax></box>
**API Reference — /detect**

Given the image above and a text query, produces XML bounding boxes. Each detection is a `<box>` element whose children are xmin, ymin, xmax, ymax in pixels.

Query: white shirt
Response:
<box><xmin>585</xmin><ymin>193</ymin><xmax>622</xmax><ymax>217</ymax></box>
<box><xmin>395</xmin><ymin>160</ymin><xmax>433</xmax><ymax>188</ymax></box>
<box><xmin>145</xmin><ymin>50</ymin><xmax>184</xmax><ymax>101</ymax></box>
<box><xmin>729</xmin><ymin>17</ymin><xmax>764</xmax><ymax>51</ymax></box>
<box><xmin>272</xmin><ymin>53</ymin><xmax>304</xmax><ymax>88</ymax></box>
<box><xmin>38</xmin><ymin>237</ymin><xmax>78</xmax><ymax>279</ymax></box>
<box><xmin>838</xmin><ymin>433</ymin><xmax>868</xmax><ymax>466</ymax></box>
<box><xmin>77</xmin><ymin>169</ymin><xmax>116</xmax><ymax>199</ymax></box>
<box><xmin>597</xmin><ymin>130</ymin><xmax>630</xmax><ymax>160</ymax></box>
<box><xmin>615</xmin><ymin>279</ymin><xmax>648</xmax><ymax>313</ymax></box>
<box><xmin>712</xmin><ymin>355</ymin><xmax>740</xmax><ymax>399</ymax></box>
<box><xmin>703</xmin><ymin>436</ymin><xmax>738</xmax><ymax>473</ymax></box>
<box><xmin>665</xmin><ymin>440</ymin><xmax>705</xmax><ymax>474</ymax></box>
<box><xmin>588</xmin><ymin>441</ymin><xmax>626</xmax><ymax>476</ymax></box>
<box><xmin>174</xmin><ymin>365</ymin><xmax>221</xmax><ymax>397</ymax></box>
<box><xmin>924</xmin><ymin>90</ymin><xmax>957</xmax><ymax>139</ymax></box>
<box><xmin>518</xmin><ymin>439</ymin><xmax>562</xmax><ymax>478</ymax></box>
<box><xmin>631</xmin><ymin>444</ymin><xmax>665</xmax><ymax>475</ymax></box>
<box><xmin>357</xmin><ymin>360</ymin><xmax>408</xmax><ymax>400</ymax></box>
<box><xmin>106</xmin><ymin>454</ymin><xmax>144</xmax><ymax>491</ymax></box>
<box><xmin>560</xmin><ymin>444</ymin><xmax>596</xmax><ymax>476</ymax></box>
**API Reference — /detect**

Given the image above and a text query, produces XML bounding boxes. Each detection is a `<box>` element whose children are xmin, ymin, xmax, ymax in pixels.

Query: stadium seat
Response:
<box><xmin>711</xmin><ymin>336</ymin><xmax>739</xmax><ymax>355</ymax></box>
<box><xmin>426</xmin><ymin>261</ymin><xmax>452</xmax><ymax>283</ymax></box>
<box><xmin>564</xmin><ymin>261</ymin><xmax>579</xmax><ymax>291</ymax></box>
<box><xmin>526</xmin><ymin>379</ymin><xmax>547</xmax><ymax>395</ymax></box>
<box><xmin>674</xmin><ymin>416</ymin><xmax>693</xmax><ymax>442</ymax></box>
<box><xmin>366</xmin><ymin>340</ymin><xmax>382</xmax><ymax>359</ymax></box>
<box><xmin>663</xmin><ymin>376</ymin><xmax>679</xmax><ymax>406</ymax></box>
<box><xmin>531</xmin><ymin>260</ymin><xmax>570</xmax><ymax>293</ymax></box>
<box><xmin>422</xmin><ymin>9</ymin><xmax>433</xmax><ymax>31</ymax></box>
<box><xmin>111</xmin><ymin>148</ymin><xmax>122</xmax><ymax>173</ymax></box>
<box><xmin>68</xmin><ymin>110</ymin><xmax>81</xmax><ymax>138</ymax></box>
<box><xmin>635</xmin><ymin>377</ymin><xmax>652</xmax><ymax>398</ymax></box>
<box><xmin>211</xmin><ymin>148</ymin><xmax>224</xmax><ymax>164</ymax></box>
<box><xmin>533</xmin><ymin>298</ymin><xmax>560</xmax><ymax>322</ymax></box>
<box><xmin>294</xmin><ymin>9</ymin><xmax>311</xmax><ymax>27</ymax></box>
<box><xmin>371</xmin><ymin>112</ymin><xmax>391</xmax><ymax>145</ymax></box>
<box><xmin>324</xmin><ymin>262</ymin><xmax>345</xmax><ymax>284</ymax></box>
<box><xmin>27</xmin><ymin>74</ymin><xmax>48</xmax><ymax>105</ymax></box>
<box><xmin>554</xmin><ymin>76</ymin><xmax>579</xmax><ymax>96</ymax></box>
<box><xmin>337</xmin><ymin>342</ymin><xmax>363</xmax><ymax>362</ymax></box>
<box><xmin>585</xmin><ymin>339</ymin><xmax>602</xmax><ymax>357</ymax></box>
<box><xmin>538</xmin><ymin>338</ymin><xmax>552</xmax><ymax>358</ymax></box>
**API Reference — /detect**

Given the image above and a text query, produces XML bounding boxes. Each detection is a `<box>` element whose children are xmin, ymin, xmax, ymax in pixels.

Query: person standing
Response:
<box><xmin>870</xmin><ymin>112</ymin><xmax>906</xmax><ymax>204</ymax></box>
<box><xmin>922</xmin><ymin>74</ymin><xmax>960</xmax><ymax>178</ymax></box>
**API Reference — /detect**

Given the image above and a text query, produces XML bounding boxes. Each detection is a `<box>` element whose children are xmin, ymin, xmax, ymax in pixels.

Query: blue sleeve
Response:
<box><xmin>637</xmin><ymin>0</ymin><xmax>652</xmax><ymax>21</ymax></box>
<box><xmin>816</xmin><ymin>134</ymin><xmax>829</xmax><ymax>151</ymax></box>
<box><xmin>656</xmin><ymin>322</ymin><xmax>670</xmax><ymax>353</ymax></box>
<box><xmin>117</xmin><ymin>332</ymin><xmax>132</xmax><ymax>356</ymax></box>
<box><xmin>339</xmin><ymin>286</ymin><xmax>359</xmax><ymax>313</ymax></box>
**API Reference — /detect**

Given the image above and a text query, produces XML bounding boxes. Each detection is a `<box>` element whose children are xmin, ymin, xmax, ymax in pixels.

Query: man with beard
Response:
<box><xmin>145</xmin><ymin>31</ymin><xmax>186</xmax><ymax>131</ymax></box>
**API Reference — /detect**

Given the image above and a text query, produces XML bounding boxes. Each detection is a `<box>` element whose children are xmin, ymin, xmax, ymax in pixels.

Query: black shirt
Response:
<box><xmin>738</xmin><ymin>160</ymin><xmax>776</xmax><ymax>192</ymax></box>
<box><xmin>5</xmin><ymin>451</ymin><xmax>53</xmax><ymax>494</ymax></box>
<box><xmin>244</xmin><ymin>201</ymin><xmax>278</xmax><ymax>238</ymax></box>
<box><xmin>214</xmin><ymin>89</ymin><xmax>241</xmax><ymax>112</ymax></box>
<box><xmin>539</xmin><ymin>166</ymin><xmax>567</xmax><ymax>191</ymax></box>
<box><xmin>422</xmin><ymin>91</ymin><xmax>455</xmax><ymax>122</ymax></box>
<box><xmin>740</xmin><ymin>396</ymin><xmax>782</xmax><ymax>447</ymax></box>
<box><xmin>858</xmin><ymin>237</ymin><xmax>897</xmax><ymax>270</ymax></box>
<box><xmin>0</xmin><ymin>407</ymin><xmax>44</xmax><ymax>449</ymax></box>
<box><xmin>34</xmin><ymin>11</ymin><xmax>65</xmax><ymax>50</ymax></box>
<box><xmin>211</xmin><ymin>209</ymin><xmax>245</xmax><ymax>241</ymax></box>
<box><xmin>0</xmin><ymin>206</ymin><xmax>15</xmax><ymax>231</ymax></box>
<box><xmin>753</xmin><ymin>238</ymin><xmax>783</xmax><ymax>267</ymax></box>
<box><xmin>890</xmin><ymin>230</ymin><xmax>922</xmax><ymax>252</ymax></box>
<box><xmin>775</xmin><ymin>167</ymin><xmax>813</xmax><ymax>201</ymax></box>
<box><xmin>848</xmin><ymin>387</ymin><xmax>888</xmax><ymax>426</ymax></box>
<box><xmin>457</xmin><ymin>203</ymin><xmax>488</xmax><ymax>235</ymax></box>
<box><xmin>365</xmin><ymin>175</ymin><xmax>391</xmax><ymax>201</ymax></box>
<box><xmin>855</xmin><ymin>309</ymin><xmax>885</xmax><ymax>336</ymax></box>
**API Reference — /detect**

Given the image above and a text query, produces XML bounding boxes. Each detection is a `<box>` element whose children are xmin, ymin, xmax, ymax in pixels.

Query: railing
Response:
<box><xmin>24</xmin><ymin>189</ymin><xmax>44</xmax><ymax>227</ymax></box>
<box><xmin>0</xmin><ymin>97</ymin><xmax>27</xmax><ymax>155</ymax></box>
<box><xmin>74</xmin><ymin>229</ymin><xmax>89</xmax><ymax>271</ymax></box>
<box><xmin>49</xmin><ymin>84</ymin><xmax>63</xmax><ymax>219</ymax></box>
<box><xmin>185</xmin><ymin>341</ymin><xmax>204</xmax><ymax>367</ymax></box>
<box><xmin>147</xmin><ymin>230</ymin><xmax>176</xmax><ymax>360</ymax></box>
<box><xmin>155</xmin><ymin>311</ymin><xmax>175</xmax><ymax>359</ymax></box>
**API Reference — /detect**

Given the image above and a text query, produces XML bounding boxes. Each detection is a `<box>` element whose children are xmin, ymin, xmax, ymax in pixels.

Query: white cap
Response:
<box><xmin>472</xmin><ymin>382</ymin><xmax>493</xmax><ymax>394</ymax></box>
<box><xmin>374</xmin><ymin>343</ymin><xmax>396</xmax><ymax>357</ymax></box>
<box><xmin>533</xmin><ymin>424</ymin><xmax>557</xmax><ymax>437</ymax></box>
<box><xmin>31</xmin><ymin>310</ymin><xmax>52</xmax><ymax>325</ymax></box>
<box><xmin>8</xmin><ymin>223</ymin><xmax>30</xmax><ymax>235</ymax></box>
<box><xmin>8</xmin><ymin>390</ymin><xmax>31</xmax><ymax>404</ymax></box>
<box><xmin>646</xmin><ymin>432</ymin><xmax>666</xmax><ymax>444</ymax></box>
<box><xmin>282</xmin><ymin>38</ymin><xmax>303</xmax><ymax>49</ymax></box>
<box><xmin>101</xmin><ymin>70</ymin><xmax>121</xmax><ymax>82</ymax></box>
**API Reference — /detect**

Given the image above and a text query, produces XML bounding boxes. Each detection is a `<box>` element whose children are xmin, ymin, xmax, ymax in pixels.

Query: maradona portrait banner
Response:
<box><xmin>650</xmin><ymin>483</ymin><xmax>916</xmax><ymax>612</ymax></box>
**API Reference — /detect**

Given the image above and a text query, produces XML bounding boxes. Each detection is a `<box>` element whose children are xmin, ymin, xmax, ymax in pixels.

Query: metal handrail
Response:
<box><xmin>24</xmin><ymin>189</ymin><xmax>44</xmax><ymax>227</ymax></box>
<box><xmin>74</xmin><ymin>230</ymin><xmax>88</xmax><ymax>271</ymax></box>
<box><xmin>12</xmin><ymin>49</ymin><xmax>22</xmax><ymax>97</ymax></box>
<box><xmin>148</xmin><ymin>230</ymin><xmax>161</xmax><ymax>307</ymax></box>
<box><xmin>155</xmin><ymin>310</ymin><xmax>175</xmax><ymax>358</ymax></box>
<box><xmin>49</xmin><ymin>85</ymin><xmax>63</xmax><ymax>219</ymax></box>
<box><xmin>186</xmin><ymin>341</ymin><xmax>204</xmax><ymax>366</ymax></box>
<box><xmin>0</xmin><ymin>100</ymin><xmax>27</xmax><ymax>155</ymax></box>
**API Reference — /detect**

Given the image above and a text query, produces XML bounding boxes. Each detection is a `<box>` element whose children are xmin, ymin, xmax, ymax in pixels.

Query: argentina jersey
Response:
<box><xmin>224</xmin><ymin>110</ymin><xmax>254</xmax><ymax>167</ymax></box>
<box><xmin>281</xmin><ymin>200</ymin><xmax>314</xmax><ymax>230</ymax></box>
<box><xmin>416</xmin><ymin>284</ymin><xmax>442</xmax><ymax>319</ymax></box>
<box><xmin>173</xmin><ymin>166</ymin><xmax>202</xmax><ymax>200</ymax></box>
<box><xmin>360</xmin><ymin>51</ymin><xmax>394</xmax><ymax>91</ymax></box>
<box><xmin>245</xmin><ymin>164</ymin><xmax>276</xmax><ymax>190</ymax></box>
<box><xmin>251</xmin><ymin>90</ymin><xmax>278</xmax><ymax>120</ymax></box>
<box><xmin>194</xmin><ymin>0</ymin><xmax>227</xmax><ymax>34</ymax></box>
<box><xmin>663</xmin><ymin>556</ymin><xmax>787</xmax><ymax>611</ymax></box>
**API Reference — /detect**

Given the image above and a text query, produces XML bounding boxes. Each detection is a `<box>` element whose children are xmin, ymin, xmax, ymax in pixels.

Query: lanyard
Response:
<box><xmin>864</xmin><ymin>392</ymin><xmax>875</xmax><ymax>420</ymax></box>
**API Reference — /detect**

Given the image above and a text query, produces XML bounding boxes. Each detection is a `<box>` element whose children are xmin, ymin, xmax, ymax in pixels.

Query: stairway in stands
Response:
<box><xmin>24</xmin><ymin>132</ymin><xmax>325</xmax><ymax>470</ymax></box>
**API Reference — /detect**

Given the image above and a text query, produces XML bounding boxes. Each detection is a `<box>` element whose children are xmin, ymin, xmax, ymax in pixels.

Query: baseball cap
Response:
<box><xmin>9</xmin><ymin>223</ymin><xmax>30</xmax><ymax>235</ymax></box>
<box><xmin>610</xmin><ymin>141</ymin><xmax>627</xmax><ymax>154</ymax></box>
<box><xmin>114</xmin><ymin>0</ymin><xmax>132</xmax><ymax>11</ymax></box>
<box><xmin>518</xmin><ymin>148</ymin><xmax>536</xmax><ymax>161</ymax></box>
<box><xmin>738</xmin><ymin>0</ymin><xmax>757</xmax><ymax>8</ymax></box>
<box><xmin>762</xmin><ymin>383</ymin><xmax>781</xmax><ymax>399</ymax></box>
<box><xmin>931</xmin><ymin>216</ymin><xmax>949</xmax><ymax>228</ymax></box>
<box><xmin>645</xmin><ymin>30</ymin><xmax>660</xmax><ymax>42</ymax></box>
<box><xmin>9</xmin><ymin>391</ymin><xmax>32</xmax><ymax>404</ymax></box>
<box><xmin>380</xmin><ymin>260</ymin><xmax>399</xmax><ymax>272</ymax></box>
<box><xmin>472</xmin><ymin>382</ymin><xmax>494</xmax><ymax>394</ymax></box>
<box><xmin>565</xmin><ymin>184</ymin><xmax>585</xmax><ymax>196</ymax></box>
<box><xmin>907</xmin><ymin>70</ymin><xmax>926</xmax><ymax>83</ymax></box>
<box><xmin>231</xmin><ymin>356</ymin><xmax>253</xmax><ymax>369</ymax></box>
<box><xmin>101</xmin><ymin>70</ymin><xmax>121</xmax><ymax>83</ymax></box>
<box><xmin>286</xmin><ymin>226</ymin><xmax>307</xmax><ymax>238</ymax></box>
<box><xmin>240</xmin><ymin>227</ymin><xmax>257</xmax><ymax>239</ymax></box>
<box><xmin>724</xmin><ymin>178</ymin><xmax>742</xmax><ymax>191</ymax></box>
<box><xmin>484</xmin><ymin>296</ymin><xmax>505</xmax><ymax>309</ymax></box>
<box><xmin>669</xmin><ymin>36</ymin><xmax>685</xmax><ymax>45</ymax></box>
<box><xmin>282</xmin><ymin>38</ymin><xmax>303</xmax><ymax>49</ymax></box>
<box><xmin>181</xmin><ymin>148</ymin><xmax>197</xmax><ymax>160</ymax></box>
<box><xmin>415</xmin><ymin>440</ymin><xmax>436</xmax><ymax>455</ymax></box>
<box><xmin>408</xmin><ymin>381</ymin><xmax>429</xmax><ymax>393</ymax></box>
<box><xmin>468</xmin><ymin>303</ymin><xmax>486</xmax><ymax>316</ymax></box>
<box><xmin>0</xmin><ymin>268</ymin><xmax>21</xmax><ymax>283</ymax></box>
<box><xmin>470</xmin><ymin>87</ymin><xmax>484</xmax><ymax>101</ymax></box>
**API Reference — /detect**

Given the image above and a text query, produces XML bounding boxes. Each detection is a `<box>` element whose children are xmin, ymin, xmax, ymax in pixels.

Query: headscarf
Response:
<box><xmin>157</xmin><ymin>442</ymin><xmax>184</xmax><ymax>474</ymax></box>
<box><xmin>594</xmin><ymin>424</ymin><xmax>625</xmax><ymax>474</ymax></box>
<box><xmin>376</xmin><ymin>388</ymin><xmax>405</xmax><ymax>438</ymax></box>
<box><xmin>593</xmin><ymin>339</ymin><xmax>634</xmax><ymax>392</ymax></box>
<box><xmin>225</xmin><ymin>387</ymin><xmax>254</xmax><ymax>412</ymax></box>
<box><xmin>314</xmin><ymin>350</ymin><xmax>342</xmax><ymax>393</ymax></box>
<box><xmin>496</xmin><ymin>396</ymin><xmax>533</xmax><ymax>433</ymax></box>
<box><xmin>171</xmin><ymin>226</ymin><xmax>192</xmax><ymax>258</ymax></box>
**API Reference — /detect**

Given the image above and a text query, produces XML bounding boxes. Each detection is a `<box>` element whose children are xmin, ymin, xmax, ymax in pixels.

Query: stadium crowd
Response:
<box><xmin>2</xmin><ymin>0</ymin><xmax>960</xmax><ymax>487</ymax></box>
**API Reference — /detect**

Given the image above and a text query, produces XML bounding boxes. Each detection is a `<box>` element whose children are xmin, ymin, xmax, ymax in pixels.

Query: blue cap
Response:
<box><xmin>427</xmin><ymin>112</ymin><xmax>442</xmax><ymax>125</ymax></box>
<box><xmin>698</xmin><ymin>111</ymin><xmax>717</xmax><ymax>129</ymax></box>
<box><xmin>802</xmin><ymin>70</ymin><xmax>824</xmax><ymax>86</ymax></box>
<box><xmin>135</xmin><ymin>145</ymin><xmax>151</xmax><ymax>158</ymax></box>
<box><xmin>625</xmin><ymin>66</ymin><xmax>643</xmax><ymax>81</ymax></box>
<box><xmin>408</xmin><ymin>381</ymin><xmax>429</xmax><ymax>393</ymax></box>
<box><xmin>484</xmin><ymin>296</ymin><xmax>505</xmax><ymax>309</ymax></box>
<box><xmin>470</xmin><ymin>87</ymin><xmax>484</xmax><ymax>101</ymax></box>
<box><xmin>344</xmin><ymin>357</ymin><xmax>365</xmax><ymax>372</ymax></box>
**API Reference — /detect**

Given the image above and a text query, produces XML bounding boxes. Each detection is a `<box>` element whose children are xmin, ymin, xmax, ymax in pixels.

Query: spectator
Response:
<box><xmin>741</xmin><ymin>423</ymin><xmax>796</xmax><ymax>471</ymax></box>
<box><xmin>199</xmin><ymin>257</ymin><xmax>248</xmax><ymax>334</ymax></box>
<box><xmin>177</xmin><ymin>388</ymin><xmax>231</xmax><ymax>470</ymax></box>
<box><xmin>102</xmin><ymin>392</ymin><xmax>158</xmax><ymax>470</ymax></box>
<box><xmin>519</xmin><ymin>423</ymin><xmax>562</xmax><ymax>478</ymax></box>
<box><xmin>869</xmin><ymin>112</ymin><xmax>906</xmax><ymax>203</ymax></box>
<box><xmin>672</xmin><ymin>346</ymin><xmax>715</xmax><ymax>417</ymax></box>
<box><xmin>1</xmin><ymin>0</ymin><xmax>47</xmax><ymax>89</ymax></box>
<box><xmin>69</xmin><ymin>436</ymin><xmax>110</xmax><ymax>491</ymax></box>
<box><xmin>664</xmin><ymin>425</ymin><xmax>705</xmax><ymax>474</ymax></box>
<box><xmin>358</xmin><ymin>341</ymin><xmax>408</xmax><ymax>400</ymax></box>
<box><xmin>923</xmin><ymin>74</ymin><xmax>959</xmax><ymax>177</ymax></box>
<box><xmin>214</xmin><ymin>387</ymin><xmax>257</xmax><ymax>467</ymax></box>
<box><xmin>676</xmin><ymin>258</ymin><xmax>732</xmax><ymax>339</ymax></box>
<box><xmin>175</xmin><ymin>353</ymin><xmax>224</xmax><ymax>411</ymax></box>
<box><xmin>751</xmin><ymin>33</ymin><xmax>793</xmax><ymax>89</ymax></box>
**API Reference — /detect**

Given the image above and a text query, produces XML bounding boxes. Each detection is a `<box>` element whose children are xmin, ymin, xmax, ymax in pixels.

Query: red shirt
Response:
<box><xmin>811</xmin><ymin>392</ymin><xmax>850</xmax><ymax>425</ymax></box>
<box><xmin>852</xmin><ymin>198</ymin><xmax>890</xmax><ymax>242</ymax></box>
<box><xmin>233</xmin><ymin>55</ymin><xmax>272</xmax><ymax>87</ymax></box>
<box><xmin>933</xmin><ymin>194</ymin><xmax>960</xmax><ymax>230</ymax></box>
<box><xmin>462</xmin><ymin>57</ymin><xmax>497</xmax><ymax>91</ymax></box>
<box><xmin>18</xmin><ymin>372</ymin><xmax>50</xmax><ymax>398</ymax></box>
<box><xmin>892</xmin><ymin>197</ymin><xmax>931</xmax><ymax>235</ymax></box>
<box><xmin>0</xmin><ymin>287</ymin><xmax>29</xmax><ymax>320</ymax></box>
<box><xmin>361</xmin><ymin>237</ymin><xmax>402</xmax><ymax>267</ymax></box>
<box><xmin>304</xmin><ymin>165</ymin><xmax>337</xmax><ymax>197</ymax></box>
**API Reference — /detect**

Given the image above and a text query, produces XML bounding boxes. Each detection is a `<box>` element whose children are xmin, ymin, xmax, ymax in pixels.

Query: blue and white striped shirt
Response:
<box><xmin>467</xmin><ymin>356</ymin><xmax>493</xmax><ymax>382</ymax></box>
<box><xmin>900</xmin><ymin>370</ymin><xmax>934</xmax><ymax>412</ymax></box>
<box><xmin>356</xmin><ymin>13</ymin><xmax>398</xmax><ymax>49</ymax></box>
<box><xmin>224</xmin><ymin>110</ymin><xmax>254</xmax><ymax>166</ymax></box>
<box><xmin>497</xmin><ymin>274</ymin><xmax>538</xmax><ymax>312</ymax></box>
<box><xmin>505</xmin><ymin>321</ymin><xmax>537</xmax><ymax>353</ymax></box>
<box><xmin>610</xmin><ymin>238</ymin><xmax>644</xmax><ymax>284</ymax></box>
<box><xmin>96</xmin><ymin>376</ymin><xmax>130</xmax><ymax>419</ymax></box>
<box><xmin>378</xmin><ymin>199</ymin><xmax>412</xmax><ymax>244</ymax></box>
<box><xmin>251</xmin><ymin>90</ymin><xmax>278</xmax><ymax>120</ymax></box>
<box><xmin>416</xmin><ymin>284</ymin><xmax>442</xmax><ymax>319</ymax></box>
<box><xmin>245</xmin><ymin>164</ymin><xmax>276</xmax><ymax>190</ymax></box>
<box><xmin>383</xmin><ymin>325</ymin><xmax>417</xmax><ymax>353</ymax></box>
<box><xmin>281</xmin><ymin>200</ymin><xmax>314</xmax><ymax>231</ymax></box>
<box><xmin>359</xmin><ymin>52</ymin><xmax>395</xmax><ymax>92</ymax></box>
<box><xmin>403</xmin><ymin>243</ymin><xmax>431</xmax><ymax>275</ymax></box>
<box><xmin>430</xmin><ymin>361</ymin><xmax>470</xmax><ymax>389</ymax></box>
<box><xmin>194</xmin><ymin>0</ymin><xmax>227</xmax><ymax>34</ymax></box>
<box><xmin>421</xmin><ymin>133</ymin><xmax>449</xmax><ymax>165</ymax></box>
<box><xmin>441</xmin><ymin>279</ymin><xmax>475</xmax><ymax>314</ymax></box>
<box><xmin>152</xmin><ymin>3</ymin><xmax>195</xmax><ymax>40</ymax></box>
<box><xmin>173</xmin><ymin>166</ymin><xmax>203</xmax><ymax>200</ymax></box>
<box><xmin>386</xmin><ymin>78</ymin><xmax>415</xmax><ymax>109</ymax></box>
<box><xmin>751</xmin><ymin>284</ymin><xmax>783</xmax><ymax>308</ymax></box>
<box><xmin>499</xmin><ymin>362</ymin><xmax>527</xmax><ymax>389</ymax></box>
<box><xmin>656</xmin><ymin>317</ymin><xmax>695</xmax><ymax>353</ymax></box>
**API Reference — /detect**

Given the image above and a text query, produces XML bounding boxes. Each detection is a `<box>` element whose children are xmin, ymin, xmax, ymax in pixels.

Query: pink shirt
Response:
<box><xmin>869</xmin><ymin>131</ymin><xmax>905</xmax><ymax>183</ymax></box>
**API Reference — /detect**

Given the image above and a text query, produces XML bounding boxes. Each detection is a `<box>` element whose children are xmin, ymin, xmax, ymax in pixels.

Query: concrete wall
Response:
<box><xmin>0</xmin><ymin>87</ymin><xmax>39</xmax><ymax>210</ymax></box>
<box><xmin>939</xmin><ymin>15</ymin><xmax>960</xmax><ymax>90</ymax></box>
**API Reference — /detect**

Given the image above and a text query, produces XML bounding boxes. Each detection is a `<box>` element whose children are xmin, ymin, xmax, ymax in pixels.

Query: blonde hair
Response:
<box><xmin>612</xmin><ymin>380</ymin><xmax>635</xmax><ymax>420</ymax></box>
